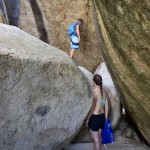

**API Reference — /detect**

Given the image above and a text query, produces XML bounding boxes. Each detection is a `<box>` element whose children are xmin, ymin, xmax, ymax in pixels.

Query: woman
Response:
<box><xmin>85</xmin><ymin>74</ymin><xmax>109</xmax><ymax>150</ymax></box>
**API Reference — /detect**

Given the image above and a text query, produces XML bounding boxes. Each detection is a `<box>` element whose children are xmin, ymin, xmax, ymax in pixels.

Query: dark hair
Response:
<box><xmin>77</xmin><ymin>18</ymin><xmax>83</xmax><ymax>23</ymax></box>
<box><xmin>93</xmin><ymin>74</ymin><xmax>103</xmax><ymax>97</ymax></box>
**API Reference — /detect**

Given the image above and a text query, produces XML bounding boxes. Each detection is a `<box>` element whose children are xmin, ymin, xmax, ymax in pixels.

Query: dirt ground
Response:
<box><xmin>64</xmin><ymin>136</ymin><xmax>149</xmax><ymax>150</ymax></box>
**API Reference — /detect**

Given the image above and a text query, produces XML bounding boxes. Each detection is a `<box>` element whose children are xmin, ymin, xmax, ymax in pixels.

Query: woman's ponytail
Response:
<box><xmin>93</xmin><ymin>74</ymin><xmax>103</xmax><ymax>97</ymax></box>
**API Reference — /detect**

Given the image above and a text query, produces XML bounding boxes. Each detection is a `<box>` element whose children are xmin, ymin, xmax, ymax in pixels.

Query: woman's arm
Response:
<box><xmin>85</xmin><ymin>92</ymin><xmax>97</xmax><ymax>127</ymax></box>
<box><xmin>105</xmin><ymin>92</ymin><xmax>109</xmax><ymax>119</ymax></box>
<box><xmin>76</xmin><ymin>25</ymin><xmax>80</xmax><ymax>42</ymax></box>
<box><xmin>86</xmin><ymin>96</ymin><xmax>96</xmax><ymax>119</ymax></box>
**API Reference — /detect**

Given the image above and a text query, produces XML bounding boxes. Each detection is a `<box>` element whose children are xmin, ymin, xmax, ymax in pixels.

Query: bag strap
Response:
<box><xmin>104</xmin><ymin>144</ymin><xmax>107</xmax><ymax>150</ymax></box>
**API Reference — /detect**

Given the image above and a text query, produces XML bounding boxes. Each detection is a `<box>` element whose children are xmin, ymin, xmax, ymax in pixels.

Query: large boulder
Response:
<box><xmin>20</xmin><ymin>0</ymin><xmax>39</xmax><ymax>37</ymax></box>
<box><xmin>0</xmin><ymin>24</ymin><xmax>93</xmax><ymax>150</ymax></box>
<box><xmin>78</xmin><ymin>66</ymin><xmax>93</xmax><ymax>85</ymax></box>
<box><xmin>93</xmin><ymin>0</ymin><xmax>150</xmax><ymax>144</ymax></box>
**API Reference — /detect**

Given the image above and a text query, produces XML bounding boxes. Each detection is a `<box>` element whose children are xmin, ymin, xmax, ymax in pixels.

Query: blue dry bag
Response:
<box><xmin>101</xmin><ymin>120</ymin><xmax>114</xmax><ymax>144</ymax></box>
<box><xmin>67</xmin><ymin>22</ymin><xmax>76</xmax><ymax>36</ymax></box>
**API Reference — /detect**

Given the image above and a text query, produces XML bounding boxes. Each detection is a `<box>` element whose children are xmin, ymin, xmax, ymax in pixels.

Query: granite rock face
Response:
<box><xmin>20</xmin><ymin>0</ymin><xmax>39</xmax><ymax>37</ymax></box>
<box><xmin>78</xmin><ymin>66</ymin><xmax>93</xmax><ymax>86</ymax></box>
<box><xmin>0</xmin><ymin>24</ymin><xmax>93</xmax><ymax>150</ymax></box>
<box><xmin>93</xmin><ymin>0</ymin><xmax>150</xmax><ymax>144</ymax></box>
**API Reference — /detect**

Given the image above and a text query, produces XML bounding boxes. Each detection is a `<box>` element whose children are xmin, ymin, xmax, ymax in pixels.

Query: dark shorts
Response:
<box><xmin>88</xmin><ymin>113</ymin><xmax>106</xmax><ymax>132</ymax></box>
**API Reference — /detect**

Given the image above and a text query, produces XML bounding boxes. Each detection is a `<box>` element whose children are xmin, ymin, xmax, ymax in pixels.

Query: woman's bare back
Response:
<box><xmin>93</xmin><ymin>85</ymin><xmax>106</xmax><ymax>115</ymax></box>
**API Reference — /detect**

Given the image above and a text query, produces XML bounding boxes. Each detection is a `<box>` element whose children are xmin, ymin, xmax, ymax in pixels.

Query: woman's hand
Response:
<box><xmin>85</xmin><ymin>119</ymin><xmax>89</xmax><ymax>127</ymax></box>
<box><xmin>78</xmin><ymin>37</ymin><xmax>80</xmax><ymax>43</ymax></box>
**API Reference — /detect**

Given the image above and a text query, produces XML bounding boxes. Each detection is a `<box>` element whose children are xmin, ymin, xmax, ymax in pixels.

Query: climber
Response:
<box><xmin>67</xmin><ymin>18</ymin><xmax>83</xmax><ymax>58</ymax></box>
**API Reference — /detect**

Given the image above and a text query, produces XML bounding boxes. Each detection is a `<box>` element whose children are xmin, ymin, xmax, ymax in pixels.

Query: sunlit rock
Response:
<box><xmin>0</xmin><ymin>24</ymin><xmax>93</xmax><ymax>150</ymax></box>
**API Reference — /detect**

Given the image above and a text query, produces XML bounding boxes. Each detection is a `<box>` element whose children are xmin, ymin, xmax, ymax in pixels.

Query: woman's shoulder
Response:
<box><xmin>94</xmin><ymin>85</ymin><xmax>100</xmax><ymax>89</ymax></box>
<box><xmin>93</xmin><ymin>86</ymin><xmax>100</xmax><ymax>92</ymax></box>
<box><xmin>93</xmin><ymin>86</ymin><xmax>101</xmax><ymax>97</ymax></box>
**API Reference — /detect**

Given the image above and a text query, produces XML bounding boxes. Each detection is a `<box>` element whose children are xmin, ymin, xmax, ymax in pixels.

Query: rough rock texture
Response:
<box><xmin>93</xmin><ymin>0</ymin><xmax>150</xmax><ymax>144</ymax></box>
<box><xmin>19</xmin><ymin>0</ymin><xmax>103</xmax><ymax>72</ymax></box>
<box><xmin>0</xmin><ymin>9</ymin><xmax>4</xmax><ymax>23</ymax></box>
<box><xmin>20</xmin><ymin>0</ymin><xmax>39</xmax><ymax>37</ymax></box>
<box><xmin>78</xmin><ymin>66</ymin><xmax>93</xmax><ymax>86</ymax></box>
<box><xmin>0</xmin><ymin>24</ymin><xmax>93</xmax><ymax>150</ymax></box>
<box><xmin>0</xmin><ymin>0</ymin><xmax>6</xmax><ymax>24</ymax></box>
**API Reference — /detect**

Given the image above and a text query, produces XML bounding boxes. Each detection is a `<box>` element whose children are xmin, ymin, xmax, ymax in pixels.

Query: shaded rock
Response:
<box><xmin>93</xmin><ymin>0</ymin><xmax>150</xmax><ymax>144</ymax></box>
<box><xmin>0</xmin><ymin>0</ymin><xmax>8</xmax><ymax>23</ymax></box>
<box><xmin>0</xmin><ymin>24</ymin><xmax>93</xmax><ymax>150</ymax></box>
<box><xmin>0</xmin><ymin>9</ymin><xmax>4</xmax><ymax>23</ymax></box>
<box><xmin>72</xmin><ymin>126</ymin><xmax>92</xmax><ymax>143</ymax></box>
<box><xmin>114</xmin><ymin>114</ymin><xmax>149</xmax><ymax>147</ymax></box>
<box><xmin>121</xmin><ymin>128</ymin><xmax>140</xmax><ymax>141</ymax></box>
<box><xmin>4</xmin><ymin>0</ymin><xmax>20</xmax><ymax>26</ymax></box>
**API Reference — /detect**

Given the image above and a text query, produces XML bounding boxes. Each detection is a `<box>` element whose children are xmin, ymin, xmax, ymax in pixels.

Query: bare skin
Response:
<box><xmin>69</xmin><ymin>49</ymin><xmax>75</xmax><ymax>58</ymax></box>
<box><xmin>85</xmin><ymin>82</ymin><xmax>108</xmax><ymax>150</ymax></box>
